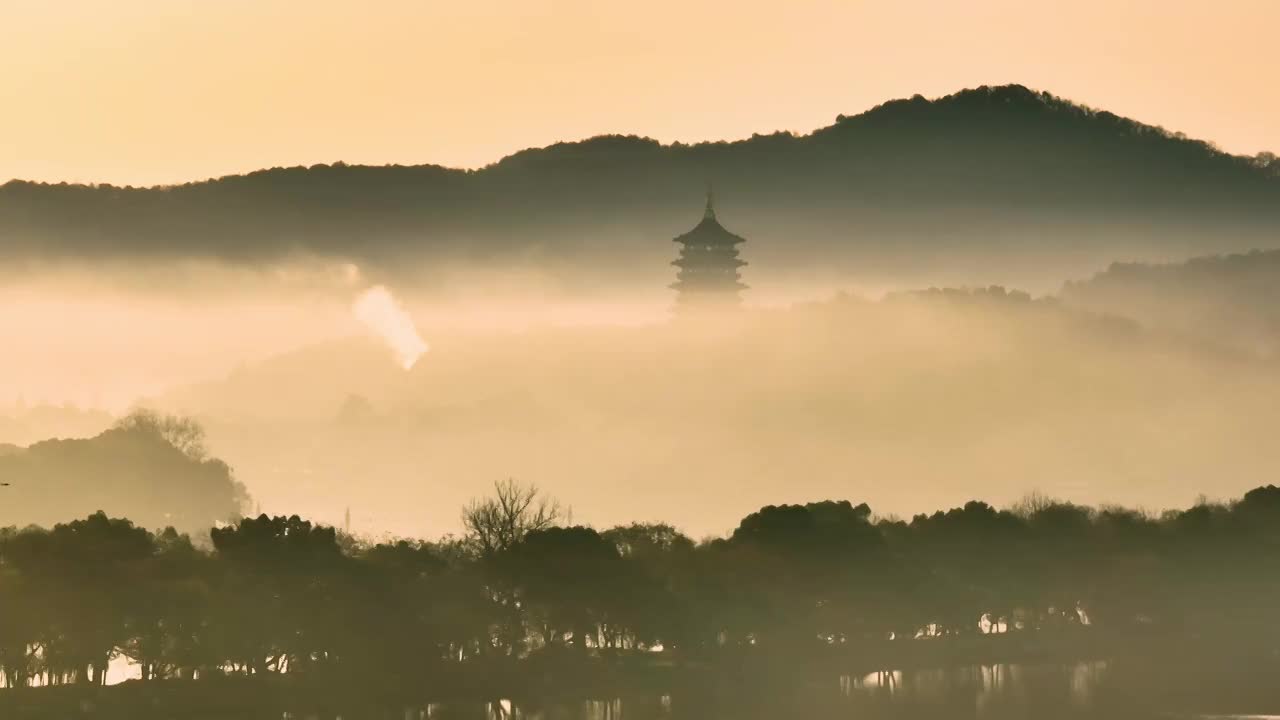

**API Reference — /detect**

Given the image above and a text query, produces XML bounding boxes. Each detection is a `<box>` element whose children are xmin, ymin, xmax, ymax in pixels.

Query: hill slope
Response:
<box><xmin>1062</xmin><ymin>249</ymin><xmax>1280</xmax><ymax>355</ymax></box>
<box><xmin>3</xmin><ymin>85</ymin><xmax>1278</xmax><ymax>288</ymax></box>
<box><xmin>0</xmin><ymin>423</ymin><xmax>248</xmax><ymax>534</ymax></box>
<box><xmin>148</xmin><ymin>291</ymin><xmax>1280</xmax><ymax>538</ymax></box>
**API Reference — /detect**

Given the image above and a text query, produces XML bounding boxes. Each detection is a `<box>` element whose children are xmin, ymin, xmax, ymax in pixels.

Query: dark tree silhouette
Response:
<box><xmin>1</xmin><ymin>487</ymin><xmax>1279</xmax><ymax>700</ymax></box>
<box><xmin>462</xmin><ymin>479</ymin><xmax>562</xmax><ymax>557</ymax></box>
<box><xmin>2</xmin><ymin>85</ymin><xmax>1276</xmax><ymax>277</ymax></box>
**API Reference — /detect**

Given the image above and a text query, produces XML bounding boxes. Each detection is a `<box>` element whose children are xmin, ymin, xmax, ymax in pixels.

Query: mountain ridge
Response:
<box><xmin>7</xmin><ymin>85</ymin><xmax>1273</xmax><ymax>191</ymax></box>
<box><xmin>3</xmin><ymin>84</ymin><xmax>1277</xmax><ymax>280</ymax></box>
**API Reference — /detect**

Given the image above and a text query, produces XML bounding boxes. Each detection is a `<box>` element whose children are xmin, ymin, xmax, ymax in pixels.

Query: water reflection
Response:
<box><xmin>408</xmin><ymin>699</ymin><xmax>635</xmax><ymax>720</ymax></box>
<box><xmin>282</xmin><ymin>661</ymin><xmax>1130</xmax><ymax>720</ymax></box>
<box><xmin>833</xmin><ymin>661</ymin><xmax>1107</xmax><ymax>713</ymax></box>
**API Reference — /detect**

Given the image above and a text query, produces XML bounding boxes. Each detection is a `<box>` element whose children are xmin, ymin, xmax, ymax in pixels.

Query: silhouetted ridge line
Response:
<box><xmin>1</xmin><ymin>84</ymin><xmax>1276</xmax><ymax>267</ymax></box>
<box><xmin>1061</xmin><ymin>248</ymin><xmax>1280</xmax><ymax>355</ymax></box>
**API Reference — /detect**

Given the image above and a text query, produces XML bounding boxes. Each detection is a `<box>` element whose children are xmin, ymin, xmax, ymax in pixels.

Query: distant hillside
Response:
<box><xmin>2</xmin><ymin>85</ymin><xmax>1278</xmax><ymax>286</ymax></box>
<box><xmin>0</xmin><ymin>405</ymin><xmax>114</xmax><ymax>447</ymax></box>
<box><xmin>150</xmin><ymin>290</ymin><xmax>1280</xmax><ymax>537</ymax></box>
<box><xmin>1062</xmin><ymin>249</ymin><xmax>1280</xmax><ymax>355</ymax></box>
<box><xmin>0</xmin><ymin>418</ymin><xmax>249</xmax><ymax>534</ymax></box>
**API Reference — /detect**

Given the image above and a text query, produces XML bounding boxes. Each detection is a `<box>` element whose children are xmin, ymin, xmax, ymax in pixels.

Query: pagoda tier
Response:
<box><xmin>671</xmin><ymin>192</ymin><xmax>748</xmax><ymax>308</ymax></box>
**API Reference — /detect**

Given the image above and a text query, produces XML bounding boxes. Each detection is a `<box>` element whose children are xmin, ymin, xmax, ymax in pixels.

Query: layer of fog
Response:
<box><xmin>0</xmin><ymin>259</ymin><xmax>666</xmax><ymax>411</ymax></box>
<box><xmin>6</xmin><ymin>217</ymin><xmax>1261</xmax><ymax>410</ymax></box>
<box><xmin>5</xmin><ymin>248</ymin><xmax>1280</xmax><ymax>539</ymax></box>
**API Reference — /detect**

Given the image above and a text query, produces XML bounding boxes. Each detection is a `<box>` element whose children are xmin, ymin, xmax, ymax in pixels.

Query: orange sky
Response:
<box><xmin>2</xmin><ymin>0</ymin><xmax>1277</xmax><ymax>186</ymax></box>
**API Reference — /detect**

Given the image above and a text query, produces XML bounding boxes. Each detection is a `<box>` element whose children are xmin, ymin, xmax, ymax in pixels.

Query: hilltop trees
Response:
<box><xmin>1255</xmin><ymin>151</ymin><xmax>1280</xmax><ymax>176</ymax></box>
<box><xmin>0</xmin><ymin>411</ymin><xmax>249</xmax><ymax>535</ymax></box>
<box><xmin>1061</xmin><ymin>248</ymin><xmax>1280</xmax><ymax>357</ymax></box>
<box><xmin>4</xmin><ymin>85</ymin><xmax>1278</xmax><ymax>279</ymax></box>
<box><xmin>113</xmin><ymin>410</ymin><xmax>210</xmax><ymax>461</ymax></box>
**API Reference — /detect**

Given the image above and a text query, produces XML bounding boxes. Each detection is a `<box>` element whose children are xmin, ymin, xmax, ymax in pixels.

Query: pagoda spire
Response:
<box><xmin>704</xmin><ymin>185</ymin><xmax>716</xmax><ymax>220</ymax></box>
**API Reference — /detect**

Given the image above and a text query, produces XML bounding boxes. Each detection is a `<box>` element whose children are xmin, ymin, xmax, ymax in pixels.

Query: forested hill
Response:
<box><xmin>1062</xmin><ymin>249</ymin><xmax>1280</xmax><ymax>355</ymax></box>
<box><xmin>0</xmin><ymin>411</ymin><xmax>248</xmax><ymax>535</ymax></box>
<box><xmin>3</xmin><ymin>84</ymin><xmax>1278</xmax><ymax>275</ymax></box>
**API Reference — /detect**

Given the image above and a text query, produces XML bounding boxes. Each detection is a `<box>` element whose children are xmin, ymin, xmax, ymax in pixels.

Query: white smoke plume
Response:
<box><xmin>353</xmin><ymin>285</ymin><xmax>429</xmax><ymax>370</ymax></box>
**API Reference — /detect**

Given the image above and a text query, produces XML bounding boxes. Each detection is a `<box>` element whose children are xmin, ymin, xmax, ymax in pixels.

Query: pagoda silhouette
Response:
<box><xmin>670</xmin><ymin>190</ymin><xmax>748</xmax><ymax>310</ymax></box>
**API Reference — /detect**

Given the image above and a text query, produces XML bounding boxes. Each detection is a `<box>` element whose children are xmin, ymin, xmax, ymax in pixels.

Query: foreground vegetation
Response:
<box><xmin>2</xmin><ymin>475</ymin><xmax>1279</xmax><ymax>693</ymax></box>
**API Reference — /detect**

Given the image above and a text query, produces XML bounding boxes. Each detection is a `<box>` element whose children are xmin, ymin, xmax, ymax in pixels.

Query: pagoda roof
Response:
<box><xmin>674</xmin><ymin>216</ymin><xmax>746</xmax><ymax>245</ymax></box>
<box><xmin>673</xmin><ymin>191</ymin><xmax>746</xmax><ymax>245</ymax></box>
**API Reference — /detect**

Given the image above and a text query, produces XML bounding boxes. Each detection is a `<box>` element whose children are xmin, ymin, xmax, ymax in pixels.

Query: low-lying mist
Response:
<box><xmin>0</xmin><ymin>259</ymin><xmax>670</xmax><ymax>411</ymax></box>
<box><xmin>6</xmin><ymin>249</ymin><xmax>1280</xmax><ymax>540</ymax></box>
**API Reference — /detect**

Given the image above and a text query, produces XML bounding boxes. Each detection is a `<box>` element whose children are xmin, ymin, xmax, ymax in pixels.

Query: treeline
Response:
<box><xmin>3</xmin><ymin>480</ymin><xmax>1280</xmax><ymax>689</ymax></box>
<box><xmin>3</xmin><ymin>85</ymin><xmax>1277</xmax><ymax>269</ymax></box>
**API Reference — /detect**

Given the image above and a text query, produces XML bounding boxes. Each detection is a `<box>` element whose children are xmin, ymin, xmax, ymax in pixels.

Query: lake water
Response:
<box><xmin>258</xmin><ymin>660</ymin><xmax>1275</xmax><ymax>720</ymax></box>
<box><xmin>51</xmin><ymin>657</ymin><xmax>1278</xmax><ymax>719</ymax></box>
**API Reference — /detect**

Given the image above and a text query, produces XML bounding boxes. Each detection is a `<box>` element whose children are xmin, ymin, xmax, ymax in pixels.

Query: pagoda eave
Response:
<box><xmin>672</xmin><ymin>259</ymin><xmax>748</xmax><ymax>268</ymax></box>
<box><xmin>673</xmin><ymin>237</ymin><xmax>746</xmax><ymax>245</ymax></box>
<box><xmin>669</xmin><ymin>282</ymin><xmax>749</xmax><ymax>291</ymax></box>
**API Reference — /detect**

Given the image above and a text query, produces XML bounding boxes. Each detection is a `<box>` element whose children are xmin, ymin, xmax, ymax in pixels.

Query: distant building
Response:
<box><xmin>670</xmin><ymin>191</ymin><xmax>748</xmax><ymax>309</ymax></box>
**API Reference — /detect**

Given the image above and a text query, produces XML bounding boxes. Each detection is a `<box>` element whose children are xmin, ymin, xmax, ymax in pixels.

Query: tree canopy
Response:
<box><xmin>2</xmin><ymin>483</ymin><xmax>1280</xmax><ymax>691</ymax></box>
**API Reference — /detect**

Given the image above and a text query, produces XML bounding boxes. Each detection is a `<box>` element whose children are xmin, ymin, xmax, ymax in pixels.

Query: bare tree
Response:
<box><xmin>462</xmin><ymin>479</ymin><xmax>562</xmax><ymax>556</ymax></box>
<box><xmin>1011</xmin><ymin>490</ymin><xmax>1056</xmax><ymax>518</ymax></box>
<box><xmin>114</xmin><ymin>409</ymin><xmax>209</xmax><ymax>461</ymax></box>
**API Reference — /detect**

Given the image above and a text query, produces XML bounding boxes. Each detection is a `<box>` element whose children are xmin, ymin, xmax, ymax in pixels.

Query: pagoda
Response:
<box><xmin>670</xmin><ymin>191</ymin><xmax>747</xmax><ymax>309</ymax></box>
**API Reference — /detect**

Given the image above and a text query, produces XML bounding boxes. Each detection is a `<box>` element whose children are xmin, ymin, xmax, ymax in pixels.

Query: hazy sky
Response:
<box><xmin>3</xmin><ymin>0</ymin><xmax>1277</xmax><ymax>186</ymax></box>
